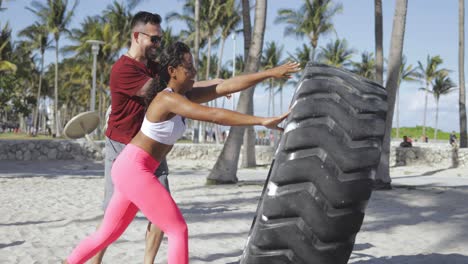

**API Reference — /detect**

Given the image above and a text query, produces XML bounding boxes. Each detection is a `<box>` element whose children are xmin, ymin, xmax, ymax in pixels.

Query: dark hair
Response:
<box><xmin>131</xmin><ymin>11</ymin><xmax>162</xmax><ymax>29</ymax></box>
<box><xmin>145</xmin><ymin>42</ymin><xmax>191</xmax><ymax>105</ymax></box>
<box><xmin>158</xmin><ymin>42</ymin><xmax>191</xmax><ymax>84</ymax></box>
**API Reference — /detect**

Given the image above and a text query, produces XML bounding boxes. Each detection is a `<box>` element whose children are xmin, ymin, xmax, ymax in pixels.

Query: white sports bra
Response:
<box><xmin>140</xmin><ymin>88</ymin><xmax>186</xmax><ymax>145</ymax></box>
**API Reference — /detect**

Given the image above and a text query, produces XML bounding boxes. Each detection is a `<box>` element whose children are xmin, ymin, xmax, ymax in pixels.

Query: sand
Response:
<box><xmin>1</xmin><ymin>159</ymin><xmax>467</xmax><ymax>264</ymax></box>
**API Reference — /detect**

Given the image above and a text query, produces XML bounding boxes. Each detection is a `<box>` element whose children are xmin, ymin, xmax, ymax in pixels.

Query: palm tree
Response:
<box><xmin>275</xmin><ymin>0</ymin><xmax>342</xmax><ymax>61</ymax></box>
<box><xmin>198</xmin><ymin>53</ymin><xmax>219</xmax><ymax>83</ymax></box>
<box><xmin>241</xmin><ymin>0</ymin><xmax>252</xmax><ymax>61</ymax></box>
<box><xmin>0</xmin><ymin>22</ymin><xmax>16</xmax><ymax>73</ymax></box>
<box><xmin>216</xmin><ymin>0</ymin><xmax>241</xmax><ymax>78</ymax></box>
<box><xmin>103</xmin><ymin>0</ymin><xmax>141</xmax><ymax>49</ymax></box>
<box><xmin>395</xmin><ymin>56</ymin><xmax>418</xmax><ymax>139</ymax></box>
<box><xmin>18</xmin><ymin>22</ymin><xmax>51</xmax><ymax>135</ymax></box>
<box><xmin>27</xmin><ymin>0</ymin><xmax>78</xmax><ymax>137</ymax></box>
<box><xmin>427</xmin><ymin>73</ymin><xmax>457</xmax><ymax>139</ymax></box>
<box><xmin>240</xmin><ymin>0</ymin><xmax>255</xmax><ymax>168</ymax></box>
<box><xmin>202</xmin><ymin>0</ymin><xmax>224</xmax><ymax>81</ymax></box>
<box><xmin>167</xmin><ymin>0</ymin><xmax>224</xmax><ymax>80</ymax></box>
<box><xmin>65</xmin><ymin>15</ymin><xmax>122</xmax><ymax>135</ymax></box>
<box><xmin>8</xmin><ymin>40</ymin><xmax>40</xmax><ymax>131</ymax></box>
<box><xmin>161</xmin><ymin>26</ymin><xmax>178</xmax><ymax>51</ymax></box>
<box><xmin>262</xmin><ymin>41</ymin><xmax>284</xmax><ymax>119</ymax></box>
<box><xmin>288</xmin><ymin>43</ymin><xmax>311</xmax><ymax>68</ymax></box>
<box><xmin>194</xmin><ymin>0</ymin><xmax>200</xmax><ymax>78</ymax></box>
<box><xmin>0</xmin><ymin>59</ymin><xmax>16</xmax><ymax>72</ymax></box>
<box><xmin>167</xmin><ymin>0</ymin><xmax>224</xmax><ymax>143</ymax></box>
<box><xmin>317</xmin><ymin>38</ymin><xmax>354</xmax><ymax>68</ymax></box>
<box><xmin>375</xmin><ymin>0</ymin><xmax>384</xmax><ymax>85</ymax></box>
<box><xmin>416</xmin><ymin>55</ymin><xmax>448</xmax><ymax>138</ymax></box>
<box><xmin>459</xmin><ymin>0</ymin><xmax>467</xmax><ymax>148</ymax></box>
<box><xmin>208</xmin><ymin>0</ymin><xmax>267</xmax><ymax>183</ymax></box>
<box><xmin>287</xmin><ymin>44</ymin><xmax>311</xmax><ymax>88</ymax></box>
<box><xmin>376</xmin><ymin>0</ymin><xmax>408</xmax><ymax>188</ymax></box>
<box><xmin>232</xmin><ymin>54</ymin><xmax>245</xmax><ymax>75</ymax></box>
<box><xmin>351</xmin><ymin>51</ymin><xmax>376</xmax><ymax>79</ymax></box>
<box><xmin>59</xmin><ymin>57</ymin><xmax>92</xmax><ymax>120</ymax></box>
<box><xmin>276</xmin><ymin>78</ymin><xmax>288</xmax><ymax>115</ymax></box>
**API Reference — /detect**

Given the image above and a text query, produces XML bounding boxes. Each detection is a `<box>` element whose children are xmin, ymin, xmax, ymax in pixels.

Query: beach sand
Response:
<box><xmin>1</xmin><ymin>159</ymin><xmax>467</xmax><ymax>263</ymax></box>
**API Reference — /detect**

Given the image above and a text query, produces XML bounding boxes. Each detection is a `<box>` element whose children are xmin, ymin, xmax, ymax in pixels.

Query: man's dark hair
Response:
<box><xmin>131</xmin><ymin>11</ymin><xmax>162</xmax><ymax>29</ymax></box>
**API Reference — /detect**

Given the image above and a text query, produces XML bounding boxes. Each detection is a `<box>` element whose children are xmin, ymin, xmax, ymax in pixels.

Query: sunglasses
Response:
<box><xmin>136</xmin><ymin>32</ymin><xmax>162</xmax><ymax>44</ymax></box>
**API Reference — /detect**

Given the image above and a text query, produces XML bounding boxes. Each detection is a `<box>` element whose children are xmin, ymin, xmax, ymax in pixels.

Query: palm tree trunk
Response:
<box><xmin>241</xmin><ymin>0</ymin><xmax>256</xmax><ymax>168</ymax></box>
<box><xmin>213</xmin><ymin>35</ymin><xmax>225</xmax><ymax>144</ymax></box>
<box><xmin>216</xmin><ymin>37</ymin><xmax>226</xmax><ymax>78</ymax></box>
<box><xmin>272</xmin><ymin>84</ymin><xmax>277</xmax><ymax>146</ymax></box>
<box><xmin>459</xmin><ymin>0</ymin><xmax>467</xmax><ymax>148</ymax></box>
<box><xmin>205</xmin><ymin>35</ymin><xmax>212</xmax><ymax>80</ymax></box>
<box><xmin>194</xmin><ymin>0</ymin><xmax>200</xmax><ymax>75</ymax></box>
<box><xmin>200</xmin><ymin>35</ymin><xmax>214</xmax><ymax>143</ymax></box>
<box><xmin>267</xmin><ymin>81</ymin><xmax>272</xmax><ymax>116</ymax></box>
<box><xmin>280</xmin><ymin>85</ymin><xmax>283</xmax><ymax>114</ymax></box>
<box><xmin>310</xmin><ymin>45</ymin><xmax>316</xmax><ymax>62</ymax></box>
<box><xmin>208</xmin><ymin>0</ymin><xmax>267</xmax><ymax>182</ymax></box>
<box><xmin>375</xmin><ymin>0</ymin><xmax>384</xmax><ymax>85</ymax></box>
<box><xmin>241</xmin><ymin>0</ymin><xmax>252</xmax><ymax>62</ymax></box>
<box><xmin>376</xmin><ymin>0</ymin><xmax>408</xmax><ymax>185</ymax></box>
<box><xmin>34</xmin><ymin>50</ymin><xmax>45</xmax><ymax>135</ymax></box>
<box><xmin>267</xmin><ymin>82</ymin><xmax>272</xmax><ymax>147</ymax></box>
<box><xmin>396</xmin><ymin>86</ymin><xmax>400</xmax><ymax>139</ymax></box>
<box><xmin>98</xmin><ymin>73</ymin><xmax>104</xmax><ymax>139</ymax></box>
<box><xmin>241</xmin><ymin>85</ymin><xmax>256</xmax><ymax>167</ymax></box>
<box><xmin>422</xmin><ymin>82</ymin><xmax>429</xmax><ymax>137</ymax></box>
<box><xmin>193</xmin><ymin>0</ymin><xmax>201</xmax><ymax>143</ymax></box>
<box><xmin>242</xmin><ymin>126</ymin><xmax>256</xmax><ymax>167</ymax></box>
<box><xmin>54</xmin><ymin>37</ymin><xmax>60</xmax><ymax>137</ymax></box>
<box><xmin>434</xmin><ymin>98</ymin><xmax>439</xmax><ymax>140</ymax></box>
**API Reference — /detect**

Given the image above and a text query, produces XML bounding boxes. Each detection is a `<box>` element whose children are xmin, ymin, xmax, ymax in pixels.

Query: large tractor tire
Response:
<box><xmin>240</xmin><ymin>63</ymin><xmax>388</xmax><ymax>264</ymax></box>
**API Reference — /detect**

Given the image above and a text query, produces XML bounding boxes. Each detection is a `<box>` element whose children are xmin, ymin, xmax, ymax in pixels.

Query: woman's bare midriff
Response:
<box><xmin>130</xmin><ymin>132</ymin><xmax>174</xmax><ymax>162</ymax></box>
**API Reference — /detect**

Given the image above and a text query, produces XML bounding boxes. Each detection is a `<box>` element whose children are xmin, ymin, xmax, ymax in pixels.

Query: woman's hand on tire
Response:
<box><xmin>268</xmin><ymin>62</ymin><xmax>301</xmax><ymax>79</ymax></box>
<box><xmin>261</xmin><ymin>111</ymin><xmax>290</xmax><ymax>131</ymax></box>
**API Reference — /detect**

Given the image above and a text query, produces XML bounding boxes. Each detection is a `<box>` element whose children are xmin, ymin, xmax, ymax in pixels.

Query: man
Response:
<box><xmin>399</xmin><ymin>135</ymin><xmax>412</xmax><ymax>148</ymax></box>
<box><xmin>449</xmin><ymin>131</ymin><xmax>458</xmax><ymax>146</ymax></box>
<box><xmin>92</xmin><ymin>11</ymin><xmax>222</xmax><ymax>264</ymax></box>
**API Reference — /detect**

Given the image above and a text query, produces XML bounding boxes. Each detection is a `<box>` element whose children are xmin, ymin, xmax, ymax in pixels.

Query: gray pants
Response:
<box><xmin>102</xmin><ymin>137</ymin><xmax>170</xmax><ymax>210</ymax></box>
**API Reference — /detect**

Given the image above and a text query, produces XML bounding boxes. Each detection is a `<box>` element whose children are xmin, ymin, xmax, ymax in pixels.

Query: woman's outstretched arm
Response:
<box><xmin>186</xmin><ymin>62</ymin><xmax>301</xmax><ymax>104</ymax></box>
<box><xmin>155</xmin><ymin>91</ymin><xmax>289</xmax><ymax>131</ymax></box>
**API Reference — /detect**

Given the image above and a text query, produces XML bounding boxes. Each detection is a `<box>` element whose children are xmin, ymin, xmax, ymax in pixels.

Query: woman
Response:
<box><xmin>64</xmin><ymin>42</ymin><xmax>300</xmax><ymax>264</ymax></box>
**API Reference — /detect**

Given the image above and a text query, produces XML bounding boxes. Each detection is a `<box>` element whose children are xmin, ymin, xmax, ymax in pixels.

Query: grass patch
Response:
<box><xmin>392</xmin><ymin>126</ymin><xmax>457</xmax><ymax>141</ymax></box>
<box><xmin>0</xmin><ymin>132</ymin><xmax>57</xmax><ymax>140</ymax></box>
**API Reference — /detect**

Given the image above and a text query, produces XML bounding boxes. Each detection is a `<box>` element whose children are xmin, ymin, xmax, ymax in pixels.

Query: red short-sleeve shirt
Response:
<box><xmin>105</xmin><ymin>56</ymin><xmax>158</xmax><ymax>144</ymax></box>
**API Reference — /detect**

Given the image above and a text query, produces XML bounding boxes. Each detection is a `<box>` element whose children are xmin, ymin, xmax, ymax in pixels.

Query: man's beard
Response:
<box><xmin>146</xmin><ymin>47</ymin><xmax>158</xmax><ymax>61</ymax></box>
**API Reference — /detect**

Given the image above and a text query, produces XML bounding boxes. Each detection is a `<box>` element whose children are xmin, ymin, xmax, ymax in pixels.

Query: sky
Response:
<box><xmin>1</xmin><ymin>0</ymin><xmax>466</xmax><ymax>133</ymax></box>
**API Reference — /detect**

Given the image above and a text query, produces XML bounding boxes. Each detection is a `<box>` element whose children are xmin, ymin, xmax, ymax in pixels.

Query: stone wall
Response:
<box><xmin>1</xmin><ymin>139</ymin><xmax>466</xmax><ymax>167</ymax></box>
<box><xmin>0</xmin><ymin>140</ymin><xmax>274</xmax><ymax>165</ymax></box>
<box><xmin>390</xmin><ymin>142</ymin><xmax>467</xmax><ymax>167</ymax></box>
<box><xmin>0</xmin><ymin>139</ymin><xmax>105</xmax><ymax>161</ymax></box>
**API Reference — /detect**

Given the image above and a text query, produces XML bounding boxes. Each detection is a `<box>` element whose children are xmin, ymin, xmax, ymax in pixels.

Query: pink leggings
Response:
<box><xmin>67</xmin><ymin>144</ymin><xmax>188</xmax><ymax>264</ymax></box>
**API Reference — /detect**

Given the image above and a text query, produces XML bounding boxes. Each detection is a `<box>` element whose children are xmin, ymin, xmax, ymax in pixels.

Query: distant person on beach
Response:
<box><xmin>420</xmin><ymin>135</ymin><xmax>428</xmax><ymax>143</ymax></box>
<box><xmin>91</xmin><ymin>12</ymin><xmax>224</xmax><ymax>264</ymax></box>
<box><xmin>450</xmin><ymin>131</ymin><xmax>458</xmax><ymax>146</ymax></box>
<box><xmin>63</xmin><ymin>42</ymin><xmax>301</xmax><ymax>264</ymax></box>
<box><xmin>399</xmin><ymin>135</ymin><xmax>412</xmax><ymax>148</ymax></box>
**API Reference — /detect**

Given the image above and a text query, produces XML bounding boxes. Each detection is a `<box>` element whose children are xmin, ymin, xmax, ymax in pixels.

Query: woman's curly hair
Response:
<box><xmin>145</xmin><ymin>42</ymin><xmax>191</xmax><ymax>106</ymax></box>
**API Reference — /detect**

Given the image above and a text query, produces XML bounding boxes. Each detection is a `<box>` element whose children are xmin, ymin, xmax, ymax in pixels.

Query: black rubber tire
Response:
<box><xmin>240</xmin><ymin>63</ymin><xmax>388</xmax><ymax>264</ymax></box>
